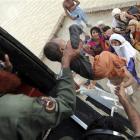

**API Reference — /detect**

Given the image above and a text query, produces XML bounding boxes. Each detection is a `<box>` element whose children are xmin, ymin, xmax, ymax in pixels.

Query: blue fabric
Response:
<box><xmin>69</xmin><ymin>6</ymin><xmax>87</xmax><ymax>25</ymax></box>
<box><xmin>110</xmin><ymin>45</ymin><xmax>115</xmax><ymax>53</ymax></box>
<box><xmin>127</xmin><ymin>58</ymin><xmax>140</xmax><ymax>84</ymax></box>
<box><xmin>122</xmin><ymin>32</ymin><xmax>132</xmax><ymax>44</ymax></box>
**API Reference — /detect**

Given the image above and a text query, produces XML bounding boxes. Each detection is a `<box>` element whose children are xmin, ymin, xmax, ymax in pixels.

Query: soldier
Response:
<box><xmin>0</xmin><ymin>41</ymin><xmax>79</xmax><ymax>140</ymax></box>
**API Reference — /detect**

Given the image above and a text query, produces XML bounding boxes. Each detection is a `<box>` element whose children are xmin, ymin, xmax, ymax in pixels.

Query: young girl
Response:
<box><xmin>84</xmin><ymin>27</ymin><xmax>109</xmax><ymax>56</ymax></box>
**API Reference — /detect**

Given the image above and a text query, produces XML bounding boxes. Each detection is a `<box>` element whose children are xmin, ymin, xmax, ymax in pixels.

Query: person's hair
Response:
<box><xmin>44</xmin><ymin>42</ymin><xmax>62</xmax><ymax>62</ymax></box>
<box><xmin>102</xmin><ymin>26</ymin><xmax>111</xmax><ymax>32</ymax></box>
<box><xmin>127</xmin><ymin>6</ymin><xmax>140</xmax><ymax>15</ymax></box>
<box><xmin>90</xmin><ymin>27</ymin><xmax>102</xmax><ymax>36</ymax></box>
<box><xmin>83</xmin><ymin>116</ymin><xmax>126</xmax><ymax>140</ymax></box>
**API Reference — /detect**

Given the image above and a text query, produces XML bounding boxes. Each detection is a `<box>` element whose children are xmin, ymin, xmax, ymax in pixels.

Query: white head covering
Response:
<box><xmin>109</xmin><ymin>33</ymin><xmax>136</xmax><ymax>65</ymax></box>
<box><xmin>96</xmin><ymin>20</ymin><xmax>104</xmax><ymax>26</ymax></box>
<box><xmin>112</xmin><ymin>8</ymin><xmax>121</xmax><ymax>17</ymax></box>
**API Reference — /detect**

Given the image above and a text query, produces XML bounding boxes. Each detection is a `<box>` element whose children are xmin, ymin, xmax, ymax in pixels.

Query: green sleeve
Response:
<box><xmin>32</xmin><ymin>68</ymin><xmax>76</xmax><ymax>129</ymax></box>
<box><xmin>133</xmin><ymin>137</ymin><xmax>140</xmax><ymax>140</ymax></box>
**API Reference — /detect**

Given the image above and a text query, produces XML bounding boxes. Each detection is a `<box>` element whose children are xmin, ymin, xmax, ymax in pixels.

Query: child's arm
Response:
<box><xmin>123</xmin><ymin>66</ymin><xmax>135</xmax><ymax>88</ymax></box>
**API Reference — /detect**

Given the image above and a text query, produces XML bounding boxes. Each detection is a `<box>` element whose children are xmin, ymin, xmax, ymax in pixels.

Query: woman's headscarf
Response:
<box><xmin>112</xmin><ymin>8</ymin><xmax>121</xmax><ymax>17</ymax></box>
<box><xmin>109</xmin><ymin>33</ymin><xmax>136</xmax><ymax>65</ymax></box>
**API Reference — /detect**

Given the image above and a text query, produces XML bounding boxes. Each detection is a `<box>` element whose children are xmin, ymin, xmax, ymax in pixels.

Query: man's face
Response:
<box><xmin>114</xmin><ymin>14</ymin><xmax>120</xmax><ymax>20</ymax></box>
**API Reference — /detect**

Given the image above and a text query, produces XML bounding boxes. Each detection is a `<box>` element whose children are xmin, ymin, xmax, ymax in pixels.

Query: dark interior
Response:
<box><xmin>0</xmin><ymin>27</ymin><xmax>56</xmax><ymax>95</ymax></box>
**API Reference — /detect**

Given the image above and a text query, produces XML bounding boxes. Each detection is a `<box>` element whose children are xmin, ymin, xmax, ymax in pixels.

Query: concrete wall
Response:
<box><xmin>0</xmin><ymin>0</ymin><xmax>139</xmax><ymax>58</ymax></box>
<box><xmin>56</xmin><ymin>10</ymin><xmax>113</xmax><ymax>41</ymax></box>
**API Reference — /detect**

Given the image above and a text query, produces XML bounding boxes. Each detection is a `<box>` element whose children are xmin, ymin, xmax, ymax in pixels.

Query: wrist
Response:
<box><xmin>62</xmin><ymin>56</ymin><xmax>71</xmax><ymax>68</ymax></box>
<box><xmin>119</xmin><ymin>96</ymin><xmax>129</xmax><ymax>106</ymax></box>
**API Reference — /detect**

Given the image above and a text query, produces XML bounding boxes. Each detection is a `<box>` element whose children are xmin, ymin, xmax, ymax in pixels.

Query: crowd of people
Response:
<box><xmin>0</xmin><ymin>0</ymin><xmax>140</xmax><ymax>140</ymax></box>
<box><xmin>61</xmin><ymin>0</ymin><xmax>140</xmax><ymax>92</ymax></box>
<box><xmin>44</xmin><ymin>0</ymin><xmax>140</xmax><ymax>139</ymax></box>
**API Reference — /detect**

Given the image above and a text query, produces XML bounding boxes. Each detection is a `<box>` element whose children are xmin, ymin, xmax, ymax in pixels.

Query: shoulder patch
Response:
<box><xmin>39</xmin><ymin>96</ymin><xmax>56</xmax><ymax>112</ymax></box>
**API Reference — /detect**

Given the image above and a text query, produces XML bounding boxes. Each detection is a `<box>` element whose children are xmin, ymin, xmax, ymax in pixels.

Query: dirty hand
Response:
<box><xmin>62</xmin><ymin>40</ymin><xmax>82</xmax><ymax>68</ymax></box>
<box><xmin>2</xmin><ymin>54</ymin><xmax>13</xmax><ymax>72</ymax></box>
<box><xmin>115</xmin><ymin>82</ymin><xmax>128</xmax><ymax>104</ymax></box>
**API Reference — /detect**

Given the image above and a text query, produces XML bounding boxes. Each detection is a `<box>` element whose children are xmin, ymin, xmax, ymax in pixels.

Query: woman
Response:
<box><xmin>84</xmin><ymin>27</ymin><xmax>109</xmax><ymax>56</ymax></box>
<box><xmin>128</xmin><ymin>19</ymin><xmax>140</xmax><ymax>51</ymax></box>
<box><xmin>109</xmin><ymin>33</ymin><xmax>140</xmax><ymax>85</ymax></box>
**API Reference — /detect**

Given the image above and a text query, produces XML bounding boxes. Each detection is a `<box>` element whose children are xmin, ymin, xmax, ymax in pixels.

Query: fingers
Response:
<box><xmin>114</xmin><ymin>82</ymin><xmax>125</xmax><ymax>96</ymax></box>
<box><xmin>115</xmin><ymin>86</ymin><xmax>120</xmax><ymax>96</ymax></box>
<box><xmin>66</xmin><ymin>40</ymin><xmax>83</xmax><ymax>49</ymax></box>
<box><xmin>4</xmin><ymin>54</ymin><xmax>13</xmax><ymax>72</ymax></box>
<box><xmin>4</xmin><ymin>54</ymin><xmax>11</xmax><ymax>65</ymax></box>
<box><xmin>66</xmin><ymin>40</ymin><xmax>82</xmax><ymax>55</ymax></box>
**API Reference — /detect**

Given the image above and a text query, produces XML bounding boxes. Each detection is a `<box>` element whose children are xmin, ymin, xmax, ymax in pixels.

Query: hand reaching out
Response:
<box><xmin>62</xmin><ymin>40</ymin><xmax>82</xmax><ymax>68</ymax></box>
<box><xmin>115</xmin><ymin>82</ymin><xmax>128</xmax><ymax>104</ymax></box>
<box><xmin>0</xmin><ymin>54</ymin><xmax>13</xmax><ymax>72</ymax></box>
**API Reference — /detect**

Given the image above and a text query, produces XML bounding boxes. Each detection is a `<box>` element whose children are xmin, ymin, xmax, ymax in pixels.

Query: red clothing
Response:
<box><xmin>0</xmin><ymin>70</ymin><xmax>43</xmax><ymax>97</ymax></box>
<box><xmin>84</xmin><ymin>36</ymin><xmax>109</xmax><ymax>56</ymax></box>
<box><xmin>18</xmin><ymin>83</ymin><xmax>44</xmax><ymax>97</ymax></box>
<box><xmin>0</xmin><ymin>71</ymin><xmax>21</xmax><ymax>92</ymax></box>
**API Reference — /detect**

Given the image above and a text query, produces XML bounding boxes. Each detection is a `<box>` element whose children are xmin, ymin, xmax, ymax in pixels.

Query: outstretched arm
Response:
<box><xmin>115</xmin><ymin>83</ymin><xmax>140</xmax><ymax>136</ymax></box>
<box><xmin>30</xmin><ymin>41</ymin><xmax>80</xmax><ymax>129</ymax></box>
<box><xmin>125</xmin><ymin>12</ymin><xmax>137</xmax><ymax>20</ymax></box>
<box><xmin>123</xmin><ymin>66</ymin><xmax>135</xmax><ymax>88</ymax></box>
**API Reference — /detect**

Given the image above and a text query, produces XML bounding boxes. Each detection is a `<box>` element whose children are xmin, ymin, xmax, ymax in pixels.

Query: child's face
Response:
<box><xmin>104</xmin><ymin>29</ymin><xmax>113</xmax><ymax>39</ymax></box>
<box><xmin>111</xmin><ymin>40</ymin><xmax>121</xmax><ymax>47</ymax></box>
<box><xmin>91</xmin><ymin>30</ymin><xmax>100</xmax><ymax>39</ymax></box>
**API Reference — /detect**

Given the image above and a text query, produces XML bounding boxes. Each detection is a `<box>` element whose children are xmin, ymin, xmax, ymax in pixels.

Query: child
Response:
<box><xmin>44</xmin><ymin>38</ymin><xmax>135</xmax><ymax>88</ymax></box>
<box><xmin>84</xmin><ymin>27</ymin><xmax>109</xmax><ymax>56</ymax></box>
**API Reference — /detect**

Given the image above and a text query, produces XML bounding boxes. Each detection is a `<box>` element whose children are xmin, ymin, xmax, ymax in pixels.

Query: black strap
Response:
<box><xmin>84</xmin><ymin>129</ymin><xmax>129</xmax><ymax>140</ymax></box>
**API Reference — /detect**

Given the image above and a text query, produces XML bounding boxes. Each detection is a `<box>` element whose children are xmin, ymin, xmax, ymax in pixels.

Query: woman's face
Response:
<box><xmin>111</xmin><ymin>40</ymin><xmax>121</xmax><ymax>47</ymax></box>
<box><xmin>128</xmin><ymin>25</ymin><xmax>136</xmax><ymax>33</ymax></box>
<box><xmin>91</xmin><ymin>30</ymin><xmax>100</xmax><ymax>39</ymax></box>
